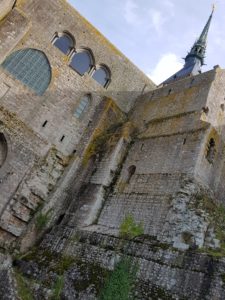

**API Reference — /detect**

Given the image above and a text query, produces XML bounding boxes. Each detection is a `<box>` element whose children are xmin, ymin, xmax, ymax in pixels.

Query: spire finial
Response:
<box><xmin>212</xmin><ymin>3</ymin><xmax>216</xmax><ymax>12</ymax></box>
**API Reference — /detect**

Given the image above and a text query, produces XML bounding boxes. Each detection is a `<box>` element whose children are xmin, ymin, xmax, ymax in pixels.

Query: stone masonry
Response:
<box><xmin>1</xmin><ymin>1</ymin><xmax>225</xmax><ymax>299</ymax></box>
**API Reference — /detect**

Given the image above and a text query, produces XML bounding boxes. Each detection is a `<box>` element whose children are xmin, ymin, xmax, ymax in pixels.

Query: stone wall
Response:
<box><xmin>0</xmin><ymin>0</ymin><xmax>155</xmax><ymax>248</ymax></box>
<box><xmin>40</xmin><ymin>227</ymin><xmax>225</xmax><ymax>300</ymax></box>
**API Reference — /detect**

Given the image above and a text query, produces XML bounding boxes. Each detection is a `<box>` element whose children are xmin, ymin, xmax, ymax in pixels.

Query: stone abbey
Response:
<box><xmin>1</xmin><ymin>1</ymin><xmax>225</xmax><ymax>299</ymax></box>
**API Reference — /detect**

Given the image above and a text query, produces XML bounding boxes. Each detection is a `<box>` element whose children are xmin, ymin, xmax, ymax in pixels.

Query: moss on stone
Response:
<box><xmin>193</xmin><ymin>192</ymin><xmax>225</xmax><ymax>256</ymax></box>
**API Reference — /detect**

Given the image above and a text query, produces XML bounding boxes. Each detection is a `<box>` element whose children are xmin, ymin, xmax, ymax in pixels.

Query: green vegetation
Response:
<box><xmin>119</xmin><ymin>215</ymin><xmax>144</xmax><ymax>239</ymax></box>
<box><xmin>51</xmin><ymin>255</ymin><xmax>75</xmax><ymax>274</ymax></box>
<box><xmin>99</xmin><ymin>258</ymin><xmax>138</xmax><ymax>300</ymax></box>
<box><xmin>194</xmin><ymin>194</ymin><xmax>225</xmax><ymax>257</ymax></box>
<box><xmin>15</xmin><ymin>271</ymin><xmax>33</xmax><ymax>300</ymax></box>
<box><xmin>35</xmin><ymin>209</ymin><xmax>52</xmax><ymax>232</ymax></box>
<box><xmin>82</xmin><ymin>122</ymin><xmax>123</xmax><ymax>165</ymax></box>
<box><xmin>52</xmin><ymin>275</ymin><xmax>64</xmax><ymax>300</ymax></box>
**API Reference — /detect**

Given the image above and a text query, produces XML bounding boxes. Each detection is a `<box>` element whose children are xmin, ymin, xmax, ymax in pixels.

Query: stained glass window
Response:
<box><xmin>92</xmin><ymin>66</ymin><xmax>110</xmax><ymax>87</ymax></box>
<box><xmin>70</xmin><ymin>51</ymin><xmax>92</xmax><ymax>75</ymax></box>
<box><xmin>53</xmin><ymin>33</ymin><xmax>74</xmax><ymax>55</ymax></box>
<box><xmin>74</xmin><ymin>95</ymin><xmax>91</xmax><ymax>118</ymax></box>
<box><xmin>1</xmin><ymin>48</ymin><xmax>51</xmax><ymax>95</ymax></box>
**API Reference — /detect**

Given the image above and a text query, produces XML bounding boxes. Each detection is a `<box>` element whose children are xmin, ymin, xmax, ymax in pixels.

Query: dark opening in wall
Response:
<box><xmin>42</xmin><ymin>120</ymin><xmax>48</xmax><ymax>127</ymax></box>
<box><xmin>221</xmin><ymin>104</ymin><xmax>224</xmax><ymax>111</ymax></box>
<box><xmin>202</xmin><ymin>107</ymin><xmax>209</xmax><ymax>115</ymax></box>
<box><xmin>127</xmin><ymin>165</ymin><xmax>136</xmax><ymax>184</ymax></box>
<box><xmin>60</xmin><ymin>135</ymin><xmax>65</xmax><ymax>142</ymax></box>
<box><xmin>206</xmin><ymin>138</ymin><xmax>216</xmax><ymax>164</ymax></box>
<box><xmin>0</xmin><ymin>133</ymin><xmax>8</xmax><ymax>169</ymax></box>
<box><xmin>183</xmin><ymin>138</ymin><xmax>187</xmax><ymax>145</ymax></box>
<box><xmin>168</xmin><ymin>89</ymin><xmax>172</xmax><ymax>95</ymax></box>
<box><xmin>56</xmin><ymin>214</ymin><xmax>65</xmax><ymax>225</ymax></box>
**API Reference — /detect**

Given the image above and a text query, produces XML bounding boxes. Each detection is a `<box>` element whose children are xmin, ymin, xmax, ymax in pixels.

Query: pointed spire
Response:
<box><xmin>161</xmin><ymin>7</ymin><xmax>214</xmax><ymax>86</ymax></box>
<box><xmin>187</xmin><ymin>6</ymin><xmax>214</xmax><ymax>66</ymax></box>
<box><xmin>198</xmin><ymin>6</ymin><xmax>214</xmax><ymax>44</ymax></box>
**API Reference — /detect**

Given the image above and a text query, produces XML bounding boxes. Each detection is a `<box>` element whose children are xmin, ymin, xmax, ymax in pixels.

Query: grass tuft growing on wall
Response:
<box><xmin>119</xmin><ymin>214</ymin><xmax>144</xmax><ymax>239</ymax></box>
<box><xmin>15</xmin><ymin>271</ymin><xmax>34</xmax><ymax>300</ymax></box>
<box><xmin>35</xmin><ymin>210</ymin><xmax>52</xmax><ymax>232</ymax></box>
<box><xmin>52</xmin><ymin>275</ymin><xmax>64</xmax><ymax>300</ymax></box>
<box><xmin>99</xmin><ymin>258</ymin><xmax>137</xmax><ymax>300</ymax></box>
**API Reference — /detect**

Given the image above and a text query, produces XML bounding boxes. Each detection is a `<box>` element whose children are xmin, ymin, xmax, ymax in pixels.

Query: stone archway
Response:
<box><xmin>0</xmin><ymin>133</ymin><xmax>7</xmax><ymax>168</ymax></box>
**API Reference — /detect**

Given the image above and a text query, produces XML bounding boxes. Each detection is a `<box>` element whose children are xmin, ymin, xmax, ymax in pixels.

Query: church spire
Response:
<box><xmin>187</xmin><ymin>6</ymin><xmax>214</xmax><ymax>66</ymax></box>
<box><xmin>162</xmin><ymin>7</ymin><xmax>214</xmax><ymax>86</ymax></box>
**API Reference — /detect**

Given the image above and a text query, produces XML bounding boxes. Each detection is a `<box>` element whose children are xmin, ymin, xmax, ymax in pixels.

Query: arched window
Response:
<box><xmin>53</xmin><ymin>32</ymin><xmax>74</xmax><ymax>55</ymax></box>
<box><xmin>1</xmin><ymin>48</ymin><xmax>51</xmax><ymax>95</ymax></box>
<box><xmin>0</xmin><ymin>133</ymin><xmax>7</xmax><ymax>168</ymax></box>
<box><xmin>92</xmin><ymin>65</ymin><xmax>110</xmax><ymax>87</ymax></box>
<box><xmin>69</xmin><ymin>50</ymin><xmax>93</xmax><ymax>76</ymax></box>
<box><xmin>74</xmin><ymin>95</ymin><xmax>91</xmax><ymax>119</ymax></box>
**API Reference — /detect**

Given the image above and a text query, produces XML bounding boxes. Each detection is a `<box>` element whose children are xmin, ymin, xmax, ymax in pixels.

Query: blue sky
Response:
<box><xmin>68</xmin><ymin>0</ymin><xmax>225</xmax><ymax>84</ymax></box>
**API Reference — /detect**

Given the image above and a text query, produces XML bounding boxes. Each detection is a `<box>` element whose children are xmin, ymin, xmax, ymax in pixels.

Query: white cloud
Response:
<box><xmin>163</xmin><ymin>0</ymin><xmax>175</xmax><ymax>11</ymax></box>
<box><xmin>148</xmin><ymin>1</ymin><xmax>174</xmax><ymax>35</ymax></box>
<box><xmin>124</xmin><ymin>0</ymin><xmax>139</xmax><ymax>24</ymax></box>
<box><xmin>148</xmin><ymin>53</ymin><xmax>183</xmax><ymax>84</ymax></box>
<box><xmin>148</xmin><ymin>9</ymin><xmax>166</xmax><ymax>34</ymax></box>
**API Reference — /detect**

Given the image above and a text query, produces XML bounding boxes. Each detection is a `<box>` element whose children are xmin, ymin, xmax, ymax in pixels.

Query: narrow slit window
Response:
<box><xmin>42</xmin><ymin>120</ymin><xmax>48</xmax><ymax>127</ymax></box>
<box><xmin>60</xmin><ymin>135</ymin><xmax>65</xmax><ymax>142</ymax></box>
<box><xmin>0</xmin><ymin>133</ymin><xmax>7</xmax><ymax>169</ymax></box>
<box><xmin>74</xmin><ymin>95</ymin><xmax>91</xmax><ymax>119</ymax></box>
<box><xmin>206</xmin><ymin>138</ymin><xmax>216</xmax><ymax>164</ymax></box>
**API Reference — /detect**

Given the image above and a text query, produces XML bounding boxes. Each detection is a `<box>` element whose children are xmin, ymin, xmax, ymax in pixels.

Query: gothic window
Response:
<box><xmin>74</xmin><ymin>95</ymin><xmax>91</xmax><ymax>118</ymax></box>
<box><xmin>1</xmin><ymin>48</ymin><xmax>51</xmax><ymax>95</ymax></box>
<box><xmin>69</xmin><ymin>50</ymin><xmax>93</xmax><ymax>75</ymax></box>
<box><xmin>53</xmin><ymin>32</ymin><xmax>74</xmax><ymax>55</ymax></box>
<box><xmin>206</xmin><ymin>138</ymin><xmax>216</xmax><ymax>164</ymax></box>
<box><xmin>92</xmin><ymin>65</ymin><xmax>110</xmax><ymax>88</ymax></box>
<box><xmin>0</xmin><ymin>133</ymin><xmax>7</xmax><ymax>169</ymax></box>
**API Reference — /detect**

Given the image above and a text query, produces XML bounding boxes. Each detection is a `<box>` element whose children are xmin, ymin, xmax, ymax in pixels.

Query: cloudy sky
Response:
<box><xmin>68</xmin><ymin>0</ymin><xmax>225</xmax><ymax>84</ymax></box>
